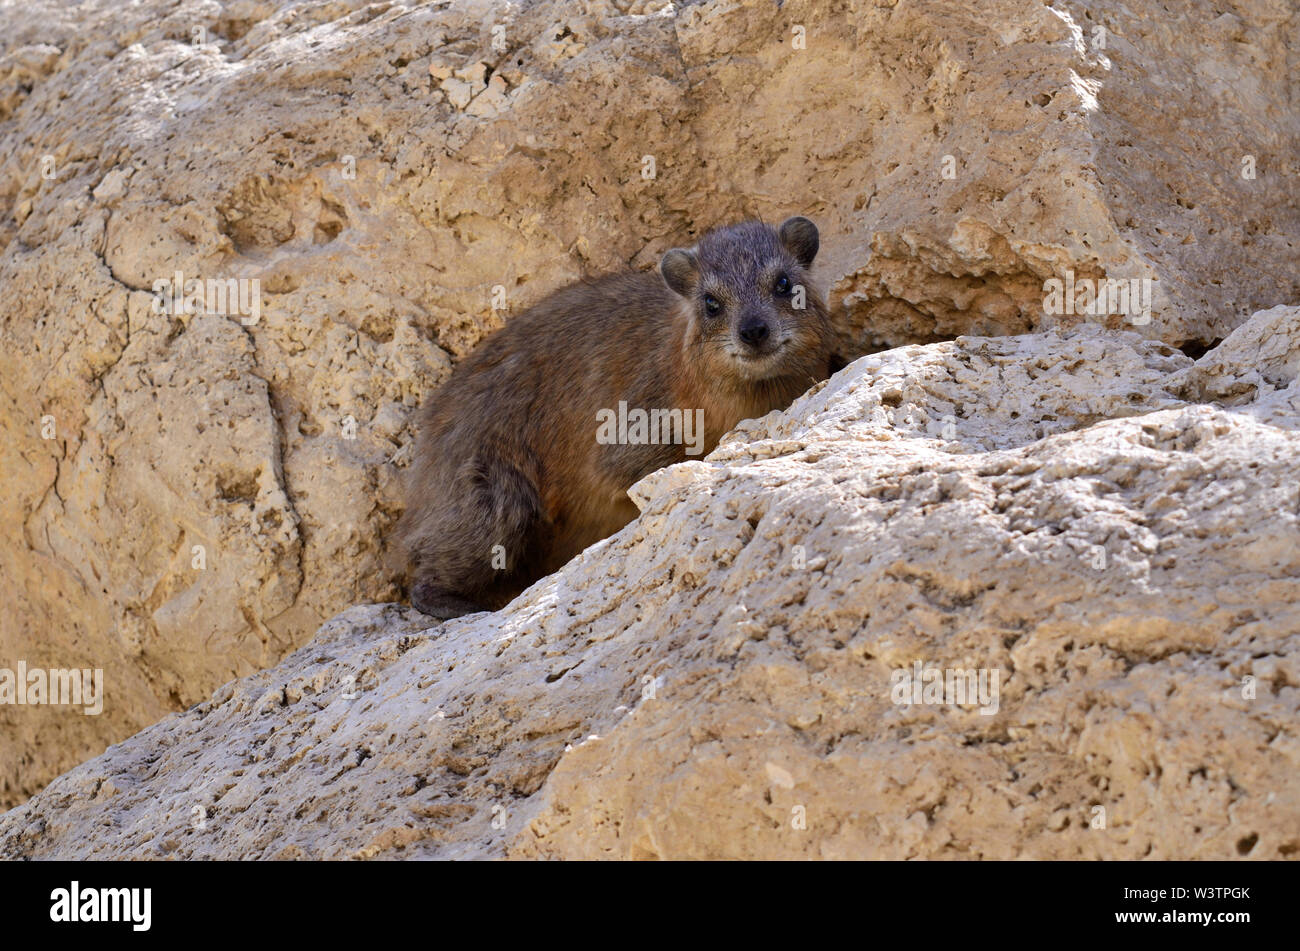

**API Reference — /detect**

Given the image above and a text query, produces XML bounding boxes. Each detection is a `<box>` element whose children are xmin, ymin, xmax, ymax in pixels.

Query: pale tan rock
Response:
<box><xmin>1176</xmin><ymin>304</ymin><xmax>1300</xmax><ymax>405</ymax></box>
<box><xmin>440</xmin><ymin>77</ymin><xmax>475</xmax><ymax>111</ymax></box>
<box><xmin>2</xmin><ymin>309</ymin><xmax>1296</xmax><ymax>859</ymax></box>
<box><xmin>0</xmin><ymin>0</ymin><xmax>1296</xmax><ymax>809</ymax></box>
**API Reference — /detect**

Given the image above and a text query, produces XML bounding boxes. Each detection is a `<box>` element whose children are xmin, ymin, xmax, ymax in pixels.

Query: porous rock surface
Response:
<box><xmin>2</xmin><ymin>304</ymin><xmax>1297</xmax><ymax>859</ymax></box>
<box><xmin>0</xmin><ymin>0</ymin><xmax>1296</xmax><ymax>820</ymax></box>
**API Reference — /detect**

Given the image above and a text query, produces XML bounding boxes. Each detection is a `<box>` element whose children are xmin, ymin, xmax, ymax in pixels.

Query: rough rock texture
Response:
<box><xmin>3</xmin><ymin>304</ymin><xmax>1297</xmax><ymax>860</ymax></box>
<box><xmin>1</xmin><ymin>0</ymin><xmax>1297</xmax><ymax>808</ymax></box>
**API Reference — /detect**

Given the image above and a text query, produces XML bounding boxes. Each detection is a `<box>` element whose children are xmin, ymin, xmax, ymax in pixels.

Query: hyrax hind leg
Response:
<box><xmin>407</xmin><ymin>446</ymin><xmax>541</xmax><ymax>620</ymax></box>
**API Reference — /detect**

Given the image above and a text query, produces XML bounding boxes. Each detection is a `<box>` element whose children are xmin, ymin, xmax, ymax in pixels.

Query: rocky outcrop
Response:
<box><xmin>1</xmin><ymin>0</ymin><xmax>1296</xmax><ymax>817</ymax></box>
<box><xmin>3</xmin><ymin>304</ymin><xmax>1297</xmax><ymax>859</ymax></box>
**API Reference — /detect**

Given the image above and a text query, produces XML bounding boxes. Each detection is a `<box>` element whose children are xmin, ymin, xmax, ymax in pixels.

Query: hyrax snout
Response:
<box><xmin>396</xmin><ymin>216</ymin><xmax>835</xmax><ymax>619</ymax></box>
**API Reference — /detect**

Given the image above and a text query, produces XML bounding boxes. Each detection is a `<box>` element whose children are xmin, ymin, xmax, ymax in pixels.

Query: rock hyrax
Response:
<box><xmin>397</xmin><ymin>216</ymin><xmax>834</xmax><ymax>618</ymax></box>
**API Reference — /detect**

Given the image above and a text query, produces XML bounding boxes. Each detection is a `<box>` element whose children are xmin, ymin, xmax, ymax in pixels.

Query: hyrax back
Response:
<box><xmin>397</xmin><ymin>216</ymin><xmax>832</xmax><ymax>618</ymax></box>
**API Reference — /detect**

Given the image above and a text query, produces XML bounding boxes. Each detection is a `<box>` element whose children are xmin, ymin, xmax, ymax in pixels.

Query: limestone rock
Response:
<box><xmin>0</xmin><ymin>0</ymin><xmax>1296</xmax><ymax>809</ymax></box>
<box><xmin>2</xmin><ymin>306</ymin><xmax>1296</xmax><ymax>859</ymax></box>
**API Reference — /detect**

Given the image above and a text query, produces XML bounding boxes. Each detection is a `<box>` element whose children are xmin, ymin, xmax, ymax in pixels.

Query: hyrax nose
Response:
<box><xmin>739</xmin><ymin>320</ymin><xmax>770</xmax><ymax>347</ymax></box>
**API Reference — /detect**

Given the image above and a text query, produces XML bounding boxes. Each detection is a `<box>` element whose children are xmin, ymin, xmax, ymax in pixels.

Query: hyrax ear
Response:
<box><xmin>660</xmin><ymin>248</ymin><xmax>699</xmax><ymax>297</ymax></box>
<box><xmin>779</xmin><ymin>216</ymin><xmax>819</xmax><ymax>268</ymax></box>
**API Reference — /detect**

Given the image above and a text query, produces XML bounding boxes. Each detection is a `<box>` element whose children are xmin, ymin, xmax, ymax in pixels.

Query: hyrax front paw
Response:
<box><xmin>410</xmin><ymin>582</ymin><xmax>488</xmax><ymax>620</ymax></box>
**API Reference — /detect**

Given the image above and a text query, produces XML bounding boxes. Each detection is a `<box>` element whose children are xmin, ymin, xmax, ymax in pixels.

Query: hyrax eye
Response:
<box><xmin>774</xmin><ymin>274</ymin><xmax>791</xmax><ymax>295</ymax></box>
<box><xmin>704</xmin><ymin>293</ymin><xmax>722</xmax><ymax>315</ymax></box>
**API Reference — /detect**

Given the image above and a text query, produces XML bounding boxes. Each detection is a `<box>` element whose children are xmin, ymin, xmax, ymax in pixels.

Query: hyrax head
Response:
<box><xmin>660</xmin><ymin>216</ymin><xmax>829</xmax><ymax>382</ymax></box>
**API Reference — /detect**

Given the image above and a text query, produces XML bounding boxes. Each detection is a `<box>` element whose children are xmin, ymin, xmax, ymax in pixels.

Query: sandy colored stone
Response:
<box><xmin>2</xmin><ymin>306</ymin><xmax>1296</xmax><ymax>859</ymax></box>
<box><xmin>0</xmin><ymin>0</ymin><xmax>1297</xmax><ymax>808</ymax></box>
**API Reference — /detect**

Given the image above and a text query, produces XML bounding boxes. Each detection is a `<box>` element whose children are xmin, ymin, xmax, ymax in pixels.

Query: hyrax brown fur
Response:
<box><xmin>396</xmin><ymin>216</ymin><xmax>833</xmax><ymax>618</ymax></box>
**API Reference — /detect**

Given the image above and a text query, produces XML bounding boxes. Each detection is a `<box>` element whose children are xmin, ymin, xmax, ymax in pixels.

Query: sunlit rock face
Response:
<box><xmin>3</xmin><ymin>307</ymin><xmax>1299</xmax><ymax>859</ymax></box>
<box><xmin>0</xmin><ymin>0</ymin><xmax>1296</xmax><ymax>851</ymax></box>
